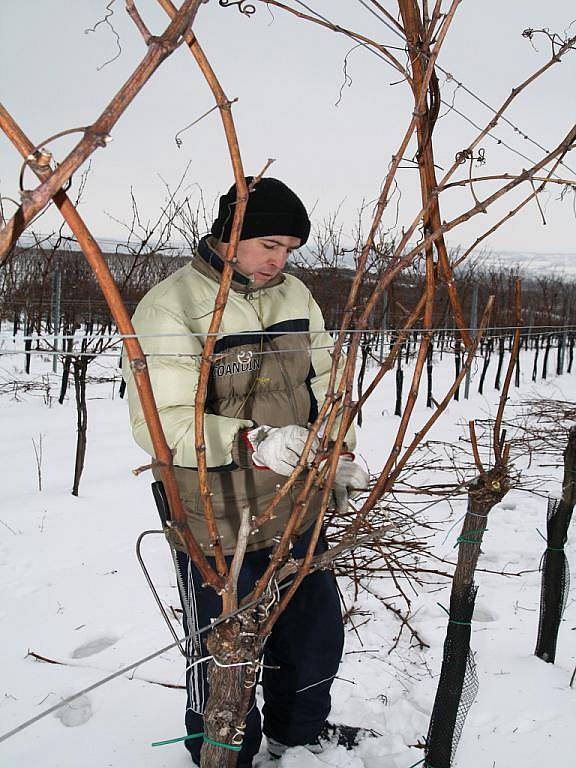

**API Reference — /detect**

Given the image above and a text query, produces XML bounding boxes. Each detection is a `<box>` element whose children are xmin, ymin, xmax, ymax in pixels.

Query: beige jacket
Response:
<box><xmin>123</xmin><ymin>237</ymin><xmax>353</xmax><ymax>554</ymax></box>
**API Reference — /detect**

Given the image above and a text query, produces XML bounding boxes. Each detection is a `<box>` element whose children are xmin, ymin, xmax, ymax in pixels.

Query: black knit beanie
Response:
<box><xmin>211</xmin><ymin>177</ymin><xmax>311</xmax><ymax>246</ymax></box>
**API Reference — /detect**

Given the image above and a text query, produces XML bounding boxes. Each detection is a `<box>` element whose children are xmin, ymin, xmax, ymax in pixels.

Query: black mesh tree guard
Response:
<box><xmin>535</xmin><ymin>426</ymin><xmax>576</xmax><ymax>663</ymax></box>
<box><xmin>425</xmin><ymin>468</ymin><xmax>507</xmax><ymax>768</ymax></box>
<box><xmin>535</xmin><ymin>497</ymin><xmax>573</xmax><ymax>663</ymax></box>
<box><xmin>425</xmin><ymin>584</ymin><xmax>479</xmax><ymax>768</ymax></box>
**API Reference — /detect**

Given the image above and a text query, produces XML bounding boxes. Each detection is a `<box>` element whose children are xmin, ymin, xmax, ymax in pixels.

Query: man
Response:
<box><xmin>123</xmin><ymin>177</ymin><xmax>368</xmax><ymax>766</ymax></box>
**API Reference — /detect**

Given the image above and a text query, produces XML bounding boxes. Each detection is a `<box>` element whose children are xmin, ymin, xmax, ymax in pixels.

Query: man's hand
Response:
<box><xmin>245</xmin><ymin>424</ymin><xmax>319</xmax><ymax>475</ymax></box>
<box><xmin>331</xmin><ymin>454</ymin><xmax>370</xmax><ymax>513</ymax></box>
<box><xmin>334</xmin><ymin>454</ymin><xmax>369</xmax><ymax>491</ymax></box>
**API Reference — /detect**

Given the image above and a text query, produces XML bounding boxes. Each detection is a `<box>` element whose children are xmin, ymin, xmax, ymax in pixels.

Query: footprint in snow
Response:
<box><xmin>71</xmin><ymin>635</ymin><xmax>119</xmax><ymax>658</ymax></box>
<box><xmin>473</xmin><ymin>605</ymin><xmax>498</xmax><ymax>623</ymax></box>
<box><xmin>54</xmin><ymin>695</ymin><xmax>92</xmax><ymax>727</ymax></box>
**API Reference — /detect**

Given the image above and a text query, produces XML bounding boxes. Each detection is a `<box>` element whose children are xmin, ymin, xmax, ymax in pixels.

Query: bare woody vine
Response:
<box><xmin>1</xmin><ymin>2</ymin><xmax>575</xmax><ymax>767</ymax></box>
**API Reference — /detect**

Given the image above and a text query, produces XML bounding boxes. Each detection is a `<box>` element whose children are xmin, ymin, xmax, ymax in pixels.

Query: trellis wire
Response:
<box><xmin>3</xmin><ymin>323</ymin><xmax>576</xmax><ymax>342</ymax></box>
<box><xmin>2</xmin><ymin>340</ymin><xmax>574</xmax><ymax>361</ymax></box>
<box><xmin>293</xmin><ymin>0</ymin><xmax>576</xmax><ymax>178</ymax></box>
<box><xmin>353</xmin><ymin>0</ymin><xmax>576</xmax><ymax>178</ymax></box>
<box><xmin>0</xmin><ymin>587</ymin><xmax>279</xmax><ymax>747</ymax></box>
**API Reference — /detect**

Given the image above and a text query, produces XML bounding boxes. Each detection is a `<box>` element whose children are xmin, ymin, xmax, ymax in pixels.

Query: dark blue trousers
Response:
<box><xmin>175</xmin><ymin>527</ymin><xmax>344</xmax><ymax>767</ymax></box>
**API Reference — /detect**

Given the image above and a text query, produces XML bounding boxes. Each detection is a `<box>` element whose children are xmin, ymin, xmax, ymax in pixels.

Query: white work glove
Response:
<box><xmin>331</xmin><ymin>454</ymin><xmax>370</xmax><ymax>513</ymax></box>
<box><xmin>245</xmin><ymin>424</ymin><xmax>319</xmax><ymax>475</ymax></box>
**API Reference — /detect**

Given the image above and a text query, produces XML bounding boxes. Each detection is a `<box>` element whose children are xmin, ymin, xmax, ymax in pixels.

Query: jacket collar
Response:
<box><xmin>192</xmin><ymin>236</ymin><xmax>285</xmax><ymax>295</ymax></box>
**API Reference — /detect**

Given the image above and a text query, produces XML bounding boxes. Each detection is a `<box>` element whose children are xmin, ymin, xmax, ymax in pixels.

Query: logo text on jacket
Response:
<box><xmin>212</xmin><ymin>350</ymin><xmax>261</xmax><ymax>377</ymax></box>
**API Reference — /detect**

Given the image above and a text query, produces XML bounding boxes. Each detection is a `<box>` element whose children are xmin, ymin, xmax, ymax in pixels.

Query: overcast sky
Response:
<box><xmin>1</xmin><ymin>1</ymin><xmax>575</xmax><ymax>263</ymax></box>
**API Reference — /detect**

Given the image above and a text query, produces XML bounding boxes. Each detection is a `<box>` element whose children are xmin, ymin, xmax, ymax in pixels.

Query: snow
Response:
<box><xmin>0</xmin><ymin>345</ymin><xmax>574</xmax><ymax>767</ymax></box>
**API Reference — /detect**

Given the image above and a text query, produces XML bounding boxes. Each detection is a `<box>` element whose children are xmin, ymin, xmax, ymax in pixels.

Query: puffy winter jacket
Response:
<box><xmin>123</xmin><ymin>236</ymin><xmax>353</xmax><ymax>553</ymax></box>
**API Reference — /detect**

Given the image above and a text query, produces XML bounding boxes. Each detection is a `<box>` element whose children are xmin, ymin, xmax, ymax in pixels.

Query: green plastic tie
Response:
<box><xmin>406</xmin><ymin>759</ymin><xmax>435</xmax><ymax>768</ymax></box>
<box><xmin>152</xmin><ymin>732</ymin><xmax>204</xmax><ymax>748</ymax></box>
<box><xmin>204</xmin><ymin>737</ymin><xmax>242</xmax><ymax>752</ymax></box>
<box><xmin>455</xmin><ymin>527</ymin><xmax>488</xmax><ymax>547</ymax></box>
<box><xmin>437</xmin><ymin>602</ymin><xmax>472</xmax><ymax>627</ymax></box>
<box><xmin>547</xmin><ymin>546</ymin><xmax>565</xmax><ymax>552</ymax></box>
<box><xmin>151</xmin><ymin>732</ymin><xmax>241</xmax><ymax>751</ymax></box>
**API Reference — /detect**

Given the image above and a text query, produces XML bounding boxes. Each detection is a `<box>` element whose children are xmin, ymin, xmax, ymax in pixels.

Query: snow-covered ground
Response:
<box><xmin>0</xmin><ymin>344</ymin><xmax>574</xmax><ymax>768</ymax></box>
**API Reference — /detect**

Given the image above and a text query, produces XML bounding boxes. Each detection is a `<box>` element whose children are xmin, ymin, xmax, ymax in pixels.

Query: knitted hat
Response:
<box><xmin>211</xmin><ymin>177</ymin><xmax>311</xmax><ymax>246</ymax></box>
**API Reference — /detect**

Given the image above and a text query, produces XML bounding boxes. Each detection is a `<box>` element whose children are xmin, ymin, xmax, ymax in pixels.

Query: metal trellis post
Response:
<box><xmin>464</xmin><ymin>283</ymin><xmax>478</xmax><ymax>399</ymax></box>
<box><xmin>51</xmin><ymin>267</ymin><xmax>61</xmax><ymax>374</ymax></box>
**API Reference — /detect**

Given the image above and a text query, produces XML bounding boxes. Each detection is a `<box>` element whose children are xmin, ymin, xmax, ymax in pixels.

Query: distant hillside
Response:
<box><xmin>475</xmin><ymin>250</ymin><xmax>576</xmax><ymax>278</ymax></box>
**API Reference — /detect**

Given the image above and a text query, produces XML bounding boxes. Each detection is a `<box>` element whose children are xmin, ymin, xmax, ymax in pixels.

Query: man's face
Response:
<box><xmin>217</xmin><ymin>235</ymin><xmax>301</xmax><ymax>286</ymax></box>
